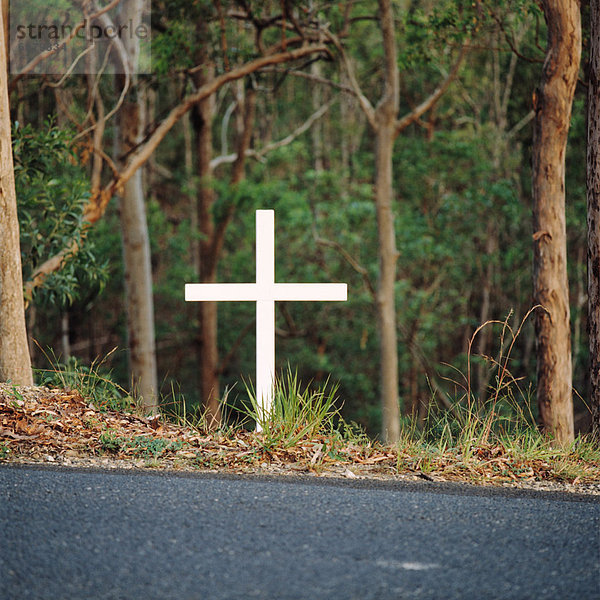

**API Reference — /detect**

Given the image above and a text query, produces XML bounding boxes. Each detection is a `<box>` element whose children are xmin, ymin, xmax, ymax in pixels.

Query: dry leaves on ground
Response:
<box><xmin>1</xmin><ymin>384</ymin><xmax>599</xmax><ymax>495</ymax></box>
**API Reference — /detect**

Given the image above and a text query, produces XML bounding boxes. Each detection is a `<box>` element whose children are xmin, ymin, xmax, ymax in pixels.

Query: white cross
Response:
<box><xmin>185</xmin><ymin>209</ymin><xmax>347</xmax><ymax>428</ymax></box>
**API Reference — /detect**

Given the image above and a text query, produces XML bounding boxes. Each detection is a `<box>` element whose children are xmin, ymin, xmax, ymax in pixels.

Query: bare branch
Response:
<box><xmin>313</xmin><ymin>232</ymin><xmax>376</xmax><ymax>299</ymax></box>
<box><xmin>24</xmin><ymin>242</ymin><xmax>79</xmax><ymax>304</ymax></box>
<box><xmin>262</xmin><ymin>67</ymin><xmax>355</xmax><ymax>95</ymax></box>
<box><xmin>9</xmin><ymin>0</ymin><xmax>123</xmax><ymax>90</ymax></box>
<box><xmin>394</xmin><ymin>43</ymin><xmax>468</xmax><ymax>137</ymax></box>
<box><xmin>325</xmin><ymin>31</ymin><xmax>376</xmax><ymax>128</ymax></box>
<box><xmin>100</xmin><ymin>44</ymin><xmax>328</xmax><ymax>209</ymax></box>
<box><xmin>507</xmin><ymin>109</ymin><xmax>534</xmax><ymax>139</ymax></box>
<box><xmin>73</xmin><ymin>9</ymin><xmax>131</xmax><ymax>141</ymax></box>
<box><xmin>211</xmin><ymin>97</ymin><xmax>335</xmax><ymax>169</ymax></box>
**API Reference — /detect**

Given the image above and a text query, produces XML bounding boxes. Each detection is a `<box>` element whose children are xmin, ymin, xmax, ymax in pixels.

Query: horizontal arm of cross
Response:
<box><xmin>185</xmin><ymin>283</ymin><xmax>347</xmax><ymax>302</ymax></box>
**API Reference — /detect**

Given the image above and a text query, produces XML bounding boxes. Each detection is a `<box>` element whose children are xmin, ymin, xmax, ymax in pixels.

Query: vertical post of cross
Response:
<box><xmin>255</xmin><ymin>210</ymin><xmax>275</xmax><ymax>430</ymax></box>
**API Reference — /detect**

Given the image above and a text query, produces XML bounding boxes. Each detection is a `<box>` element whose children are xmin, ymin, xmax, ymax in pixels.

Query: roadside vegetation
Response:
<box><xmin>1</xmin><ymin>350</ymin><xmax>598</xmax><ymax>492</ymax></box>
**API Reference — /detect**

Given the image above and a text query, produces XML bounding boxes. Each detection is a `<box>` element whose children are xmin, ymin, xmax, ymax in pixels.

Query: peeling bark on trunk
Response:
<box><xmin>532</xmin><ymin>0</ymin><xmax>580</xmax><ymax>444</ymax></box>
<box><xmin>0</xmin><ymin>7</ymin><xmax>33</xmax><ymax>385</ymax></box>
<box><xmin>588</xmin><ymin>0</ymin><xmax>600</xmax><ymax>439</ymax></box>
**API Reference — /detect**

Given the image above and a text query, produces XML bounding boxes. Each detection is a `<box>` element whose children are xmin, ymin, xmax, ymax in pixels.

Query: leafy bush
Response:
<box><xmin>13</xmin><ymin>120</ymin><xmax>108</xmax><ymax>307</ymax></box>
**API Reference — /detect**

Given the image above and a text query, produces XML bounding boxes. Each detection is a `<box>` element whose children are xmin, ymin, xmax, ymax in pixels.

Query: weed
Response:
<box><xmin>9</xmin><ymin>386</ymin><xmax>24</xmax><ymax>403</ymax></box>
<box><xmin>99</xmin><ymin>431</ymin><xmax>122</xmax><ymax>453</ymax></box>
<box><xmin>160</xmin><ymin>382</ymin><xmax>236</xmax><ymax>435</ymax></box>
<box><xmin>35</xmin><ymin>347</ymin><xmax>135</xmax><ymax>413</ymax></box>
<box><xmin>0</xmin><ymin>444</ymin><xmax>10</xmax><ymax>460</ymax></box>
<box><xmin>99</xmin><ymin>431</ymin><xmax>184</xmax><ymax>459</ymax></box>
<box><xmin>394</xmin><ymin>310</ymin><xmax>600</xmax><ymax>484</ymax></box>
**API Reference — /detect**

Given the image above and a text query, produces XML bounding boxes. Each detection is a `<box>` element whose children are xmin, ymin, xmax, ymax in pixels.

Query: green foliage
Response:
<box><xmin>99</xmin><ymin>431</ymin><xmax>184</xmax><ymax>459</ymax></box>
<box><xmin>12</xmin><ymin>0</ymin><xmax>592</xmax><ymax>443</ymax></box>
<box><xmin>13</xmin><ymin>121</ymin><xmax>108</xmax><ymax>308</ymax></box>
<box><xmin>0</xmin><ymin>444</ymin><xmax>10</xmax><ymax>461</ymax></box>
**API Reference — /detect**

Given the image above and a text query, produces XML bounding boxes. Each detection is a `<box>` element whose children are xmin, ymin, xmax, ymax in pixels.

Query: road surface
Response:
<box><xmin>1</xmin><ymin>465</ymin><xmax>598</xmax><ymax>599</ymax></box>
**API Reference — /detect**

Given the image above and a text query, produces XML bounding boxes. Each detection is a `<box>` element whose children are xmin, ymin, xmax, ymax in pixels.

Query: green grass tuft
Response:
<box><xmin>241</xmin><ymin>367</ymin><xmax>341</xmax><ymax>449</ymax></box>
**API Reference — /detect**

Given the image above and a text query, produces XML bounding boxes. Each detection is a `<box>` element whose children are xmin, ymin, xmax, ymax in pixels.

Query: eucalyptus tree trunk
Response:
<box><xmin>374</xmin><ymin>0</ymin><xmax>401</xmax><ymax>443</ymax></box>
<box><xmin>588</xmin><ymin>0</ymin><xmax>600</xmax><ymax>440</ymax></box>
<box><xmin>0</xmin><ymin>7</ymin><xmax>33</xmax><ymax>385</ymax></box>
<box><xmin>374</xmin><ymin>124</ymin><xmax>400</xmax><ymax>443</ymax></box>
<box><xmin>532</xmin><ymin>0</ymin><xmax>580</xmax><ymax>444</ymax></box>
<box><xmin>196</xmin><ymin>97</ymin><xmax>221</xmax><ymax>428</ymax></box>
<box><xmin>118</xmin><ymin>0</ymin><xmax>158</xmax><ymax>413</ymax></box>
<box><xmin>192</xmin><ymin>41</ymin><xmax>221</xmax><ymax>428</ymax></box>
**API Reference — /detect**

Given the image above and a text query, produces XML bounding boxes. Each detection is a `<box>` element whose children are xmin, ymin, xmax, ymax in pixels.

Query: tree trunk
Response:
<box><xmin>310</xmin><ymin>60</ymin><xmax>325</xmax><ymax>172</ymax></box>
<box><xmin>374</xmin><ymin>124</ymin><xmax>400</xmax><ymax>443</ymax></box>
<box><xmin>119</xmin><ymin>132</ymin><xmax>158</xmax><ymax>412</ymax></box>
<box><xmin>0</xmin><ymin>7</ymin><xmax>33</xmax><ymax>385</ymax></box>
<box><xmin>118</xmin><ymin>0</ymin><xmax>158</xmax><ymax>413</ymax></box>
<box><xmin>193</xmin><ymin>58</ymin><xmax>221</xmax><ymax>428</ymax></box>
<box><xmin>532</xmin><ymin>0</ymin><xmax>580</xmax><ymax>444</ymax></box>
<box><xmin>588</xmin><ymin>0</ymin><xmax>600</xmax><ymax>439</ymax></box>
<box><xmin>374</xmin><ymin>0</ymin><xmax>401</xmax><ymax>443</ymax></box>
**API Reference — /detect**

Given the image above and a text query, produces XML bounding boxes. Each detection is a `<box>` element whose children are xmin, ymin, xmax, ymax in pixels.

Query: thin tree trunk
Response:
<box><xmin>310</xmin><ymin>60</ymin><xmax>324</xmax><ymax>172</ymax></box>
<box><xmin>0</xmin><ymin>6</ymin><xmax>33</xmax><ymax>385</ymax></box>
<box><xmin>119</xmin><ymin>134</ymin><xmax>158</xmax><ymax>412</ymax></box>
<box><xmin>374</xmin><ymin>0</ymin><xmax>401</xmax><ymax>443</ymax></box>
<box><xmin>193</xmin><ymin>54</ymin><xmax>221</xmax><ymax>428</ymax></box>
<box><xmin>118</xmin><ymin>0</ymin><xmax>158</xmax><ymax>413</ymax></box>
<box><xmin>532</xmin><ymin>0</ymin><xmax>580</xmax><ymax>444</ymax></box>
<box><xmin>588</xmin><ymin>0</ymin><xmax>600</xmax><ymax>439</ymax></box>
<box><xmin>374</xmin><ymin>126</ymin><xmax>400</xmax><ymax>443</ymax></box>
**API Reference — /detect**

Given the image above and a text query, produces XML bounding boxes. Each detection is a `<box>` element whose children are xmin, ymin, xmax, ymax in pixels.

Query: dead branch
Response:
<box><xmin>73</xmin><ymin>9</ymin><xmax>131</xmax><ymax>142</ymax></box>
<box><xmin>325</xmin><ymin>31</ymin><xmax>376</xmax><ymax>128</ymax></box>
<box><xmin>104</xmin><ymin>43</ymin><xmax>328</xmax><ymax>206</ymax></box>
<box><xmin>313</xmin><ymin>233</ymin><xmax>376</xmax><ymax>299</ymax></box>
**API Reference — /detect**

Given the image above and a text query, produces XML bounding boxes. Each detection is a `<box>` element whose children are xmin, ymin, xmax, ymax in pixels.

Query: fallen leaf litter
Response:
<box><xmin>1</xmin><ymin>384</ymin><xmax>598</xmax><ymax>495</ymax></box>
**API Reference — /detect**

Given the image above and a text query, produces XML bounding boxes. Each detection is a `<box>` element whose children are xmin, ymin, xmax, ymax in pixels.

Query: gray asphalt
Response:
<box><xmin>0</xmin><ymin>465</ymin><xmax>598</xmax><ymax>600</ymax></box>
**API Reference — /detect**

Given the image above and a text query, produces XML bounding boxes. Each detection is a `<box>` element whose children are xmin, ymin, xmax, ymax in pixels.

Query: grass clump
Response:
<box><xmin>241</xmin><ymin>368</ymin><xmax>341</xmax><ymax>449</ymax></box>
<box><xmin>395</xmin><ymin>310</ymin><xmax>600</xmax><ymax>485</ymax></box>
<box><xmin>36</xmin><ymin>349</ymin><xmax>135</xmax><ymax>413</ymax></box>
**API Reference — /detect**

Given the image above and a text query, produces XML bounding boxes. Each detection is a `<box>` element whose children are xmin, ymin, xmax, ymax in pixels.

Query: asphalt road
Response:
<box><xmin>0</xmin><ymin>465</ymin><xmax>598</xmax><ymax>600</ymax></box>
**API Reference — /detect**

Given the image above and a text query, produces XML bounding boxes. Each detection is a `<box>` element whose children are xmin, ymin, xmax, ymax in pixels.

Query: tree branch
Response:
<box><xmin>262</xmin><ymin>67</ymin><xmax>355</xmax><ymax>95</ymax></box>
<box><xmin>210</xmin><ymin>97</ymin><xmax>335</xmax><ymax>169</ymax></box>
<box><xmin>9</xmin><ymin>0</ymin><xmax>123</xmax><ymax>91</ymax></box>
<box><xmin>313</xmin><ymin>231</ymin><xmax>376</xmax><ymax>299</ymax></box>
<box><xmin>25</xmin><ymin>43</ymin><xmax>329</xmax><ymax>296</ymax></box>
<box><xmin>325</xmin><ymin>31</ymin><xmax>376</xmax><ymax>128</ymax></box>
<box><xmin>93</xmin><ymin>43</ymin><xmax>328</xmax><ymax>220</ymax></box>
<box><xmin>394</xmin><ymin>43</ymin><xmax>468</xmax><ymax>137</ymax></box>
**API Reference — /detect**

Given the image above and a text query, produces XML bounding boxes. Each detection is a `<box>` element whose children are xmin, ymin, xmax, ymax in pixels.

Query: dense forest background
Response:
<box><xmin>5</xmin><ymin>0</ymin><xmax>593</xmax><ymax>439</ymax></box>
